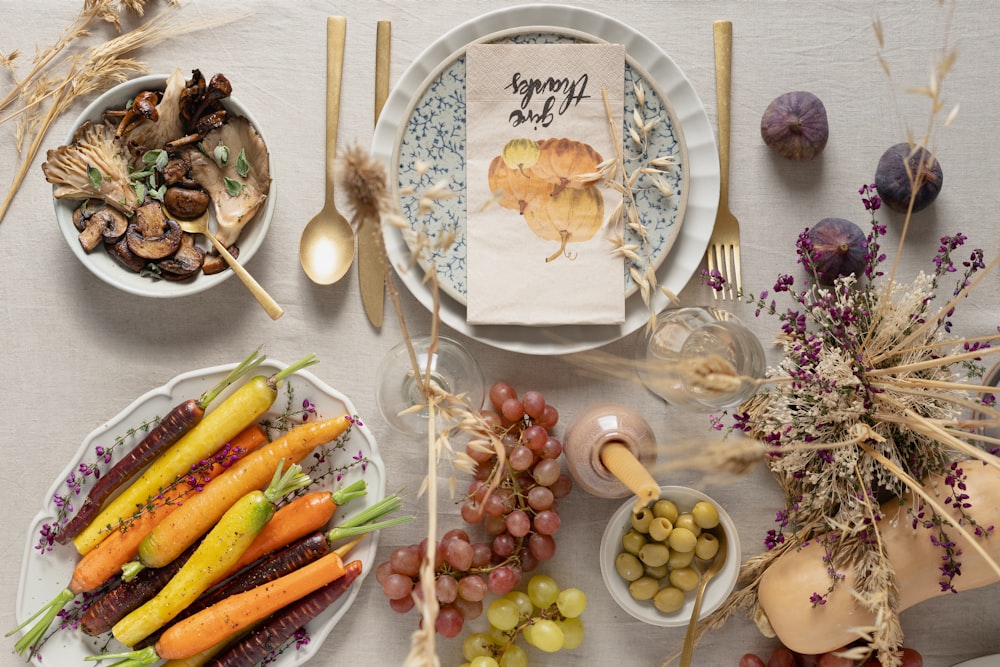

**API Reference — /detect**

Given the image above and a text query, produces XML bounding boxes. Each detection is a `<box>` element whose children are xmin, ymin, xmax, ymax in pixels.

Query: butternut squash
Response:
<box><xmin>757</xmin><ymin>462</ymin><xmax>1000</xmax><ymax>655</ymax></box>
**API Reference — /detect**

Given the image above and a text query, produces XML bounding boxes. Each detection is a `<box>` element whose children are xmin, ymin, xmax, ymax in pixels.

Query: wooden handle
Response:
<box><xmin>374</xmin><ymin>20</ymin><xmax>391</xmax><ymax>125</ymax></box>
<box><xmin>713</xmin><ymin>20</ymin><xmax>732</xmax><ymax>212</ymax></box>
<box><xmin>206</xmin><ymin>232</ymin><xmax>284</xmax><ymax>320</ymax></box>
<box><xmin>325</xmin><ymin>16</ymin><xmax>347</xmax><ymax>197</ymax></box>
<box><xmin>599</xmin><ymin>441</ymin><xmax>659</xmax><ymax>513</ymax></box>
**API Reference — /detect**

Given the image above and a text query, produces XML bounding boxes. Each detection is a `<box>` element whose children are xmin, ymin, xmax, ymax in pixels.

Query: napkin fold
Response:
<box><xmin>465</xmin><ymin>43</ymin><xmax>626</xmax><ymax>326</ymax></box>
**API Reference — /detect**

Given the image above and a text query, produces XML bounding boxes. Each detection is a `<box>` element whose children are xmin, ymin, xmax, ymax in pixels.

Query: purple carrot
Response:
<box><xmin>57</xmin><ymin>349</ymin><xmax>265</xmax><ymax>544</ymax></box>
<box><xmin>134</xmin><ymin>532</ymin><xmax>330</xmax><ymax>649</ymax></box>
<box><xmin>80</xmin><ymin>542</ymin><xmax>197</xmax><ymax>636</ymax></box>
<box><xmin>206</xmin><ymin>560</ymin><xmax>362</xmax><ymax>667</ymax></box>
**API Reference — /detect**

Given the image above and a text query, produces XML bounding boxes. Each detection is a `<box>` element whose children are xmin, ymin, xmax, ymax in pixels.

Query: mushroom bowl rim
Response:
<box><xmin>54</xmin><ymin>72</ymin><xmax>276</xmax><ymax>300</ymax></box>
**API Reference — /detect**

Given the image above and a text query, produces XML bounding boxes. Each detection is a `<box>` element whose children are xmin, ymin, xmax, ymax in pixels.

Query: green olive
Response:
<box><xmin>695</xmin><ymin>533</ymin><xmax>720</xmax><ymax>560</ymax></box>
<box><xmin>628</xmin><ymin>576</ymin><xmax>659</xmax><ymax>601</ymax></box>
<box><xmin>638</xmin><ymin>542</ymin><xmax>670</xmax><ymax>567</ymax></box>
<box><xmin>630</xmin><ymin>507</ymin><xmax>654</xmax><ymax>533</ymax></box>
<box><xmin>667</xmin><ymin>547</ymin><xmax>695</xmax><ymax>569</ymax></box>
<box><xmin>667</xmin><ymin>526</ymin><xmax>698</xmax><ymax>553</ymax></box>
<box><xmin>647</xmin><ymin>516</ymin><xmax>673</xmax><ymax>542</ymax></box>
<box><xmin>653</xmin><ymin>586</ymin><xmax>685</xmax><ymax>613</ymax></box>
<box><xmin>615</xmin><ymin>551</ymin><xmax>645</xmax><ymax>582</ymax></box>
<box><xmin>621</xmin><ymin>529</ymin><xmax>647</xmax><ymax>556</ymax></box>
<box><xmin>651</xmin><ymin>499</ymin><xmax>679</xmax><ymax>523</ymax></box>
<box><xmin>669</xmin><ymin>566</ymin><xmax>701</xmax><ymax>592</ymax></box>
<box><xmin>673</xmin><ymin>513</ymin><xmax>702</xmax><ymax>536</ymax></box>
<box><xmin>691</xmin><ymin>501</ymin><xmax>720</xmax><ymax>529</ymax></box>
<box><xmin>644</xmin><ymin>562</ymin><xmax>669</xmax><ymax>580</ymax></box>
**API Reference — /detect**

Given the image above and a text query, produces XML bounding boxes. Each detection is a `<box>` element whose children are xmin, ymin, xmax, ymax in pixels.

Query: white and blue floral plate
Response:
<box><xmin>372</xmin><ymin>5</ymin><xmax>720</xmax><ymax>355</ymax></box>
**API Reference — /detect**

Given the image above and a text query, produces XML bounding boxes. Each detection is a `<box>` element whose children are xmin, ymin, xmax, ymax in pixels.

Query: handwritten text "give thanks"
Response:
<box><xmin>505</xmin><ymin>72</ymin><xmax>590</xmax><ymax>129</ymax></box>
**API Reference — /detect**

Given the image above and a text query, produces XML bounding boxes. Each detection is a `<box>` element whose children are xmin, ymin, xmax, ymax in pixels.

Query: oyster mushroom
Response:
<box><xmin>120</xmin><ymin>68</ymin><xmax>187</xmax><ymax>152</ymax></box>
<box><xmin>180</xmin><ymin>115</ymin><xmax>271</xmax><ymax>247</ymax></box>
<box><xmin>42</xmin><ymin>121</ymin><xmax>136</xmax><ymax>214</ymax></box>
<box><xmin>126</xmin><ymin>202</ymin><xmax>182</xmax><ymax>259</ymax></box>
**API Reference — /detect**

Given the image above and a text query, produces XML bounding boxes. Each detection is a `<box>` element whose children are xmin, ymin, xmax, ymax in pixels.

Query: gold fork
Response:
<box><xmin>706</xmin><ymin>20</ymin><xmax>741</xmax><ymax>300</ymax></box>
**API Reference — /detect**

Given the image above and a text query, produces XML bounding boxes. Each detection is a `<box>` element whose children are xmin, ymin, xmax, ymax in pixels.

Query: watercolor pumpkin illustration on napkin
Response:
<box><xmin>466</xmin><ymin>43</ymin><xmax>626</xmax><ymax>326</ymax></box>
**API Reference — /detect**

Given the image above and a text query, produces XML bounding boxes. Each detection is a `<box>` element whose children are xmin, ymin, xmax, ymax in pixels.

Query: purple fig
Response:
<box><xmin>808</xmin><ymin>217</ymin><xmax>866</xmax><ymax>285</ymax></box>
<box><xmin>760</xmin><ymin>91</ymin><xmax>829</xmax><ymax>161</ymax></box>
<box><xmin>874</xmin><ymin>142</ymin><xmax>943</xmax><ymax>213</ymax></box>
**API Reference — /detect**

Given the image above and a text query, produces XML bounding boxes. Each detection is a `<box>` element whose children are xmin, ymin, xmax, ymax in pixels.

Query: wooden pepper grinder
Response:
<box><xmin>563</xmin><ymin>403</ymin><xmax>659</xmax><ymax>512</ymax></box>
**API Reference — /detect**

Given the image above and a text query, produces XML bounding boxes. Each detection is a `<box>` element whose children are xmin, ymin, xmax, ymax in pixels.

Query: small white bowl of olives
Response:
<box><xmin>599</xmin><ymin>486</ymin><xmax>740</xmax><ymax>627</ymax></box>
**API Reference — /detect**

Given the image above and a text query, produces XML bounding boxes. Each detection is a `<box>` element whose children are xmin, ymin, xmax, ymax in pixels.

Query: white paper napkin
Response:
<box><xmin>465</xmin><ymin>43</ymin><xmax>626</xmax><ymax>326</ymax></box>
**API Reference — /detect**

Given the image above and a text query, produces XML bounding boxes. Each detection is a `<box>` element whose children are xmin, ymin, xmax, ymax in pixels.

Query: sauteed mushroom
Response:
<box><xmin>126</xmin><ymin>202</ymin><xmax>182</xmax><ymax>259</ymax></box>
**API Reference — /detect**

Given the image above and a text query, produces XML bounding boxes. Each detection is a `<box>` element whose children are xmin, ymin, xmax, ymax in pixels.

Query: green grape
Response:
<box><xmin>528</xmin><ymin>618</ymin><xmax>565</xmax><ymax>652</ymax></box>
<box><xmin>555</xmin><ymin>587</ymin><xmax>587</xmax><ymax>618</ymax></box>
<box><xmin>498</xmin><ymin>643</ymin><xmax>528</xmax><ymax>667</ymax></box>
<box><xmin>462</xmin><ymin>633</ymin><xmax>494</xmax><ymax>661</ymax></box>
<box><xmin>486</xmin><ymin>598</ymin><xmax>521</xmax><ymax>632</ymax></box>
<box><xmin>557</xmin><ymin>616</ymin><xmax>585</xmax><ymax>649</ymax></box>
<box><xmin>503</xmin><ymin>590</ymin><xmax>534</xmax><ymax>619</ymax></box>
<box><xmin>469</xmin><ymin>657</ymin><xmax>500</xmax><ymax>667</ymax></box>
<box><xmin>527</xmin><ymin>574</ymin><xmax>560</xmax><ymax>609</ymax></box>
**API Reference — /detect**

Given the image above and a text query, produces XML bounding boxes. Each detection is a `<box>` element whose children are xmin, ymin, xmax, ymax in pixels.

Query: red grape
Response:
<box><xmin>382</xmin><ymin>573</ymin><xmax>414</xmax><ymax>600</ymax></box>
<box><xmin>739</xmin><ymin>655</ymin><xmax>766</xmax><ymax>667</ymax></box>
<box><xmin>501</xmin><ymin>397</ymin><xmax>525</xmax><ymax>422</ymax></box>
<box><xmin>522</xmin><ymin>424</ymin><xmax>548</xmax><ymax>451</ymax></box>
<box><xmin>533</xmin><ymin>509</ymin><xmax>561</xmax><ymax>535</ymax></box>
<box><xmin>452</xmin><ymin>596</ymin><xmax>483</xmax><ymax>620</ymax></box>
<box><xmin>527</xmin><ymin>485</ymin><xmax>554</xmax><ymax>511</ymax></box>
<box><xmin>528</xmin><ymin>532</ymin><xmax>556</xmax><ymax>560</ymax></box>
<box><xmin>532</xmin><ymin>458</ymin><xmax>561</xmax><ymax>486</ymax></box>
<box><xmin>389</xmin><ymin>545</ymin><xmax>422</xmax><ymax>577</ymax></box>
<box><xmin>457</xmin><ymin>574</ymin><xmax>488</xmax><ymax>602</ymax></box>
<box><xmin>489</xmin><ymin>381</ymin><xmax>517</xmax><ymax>410</ymax></box>
<box><xmin>540</xmin><ymin>437</ymin><xmax>563</xmax><ymax>459</ymax></box>
<box><xmin>487</xmin><ymin>565</ymin><xmax>519</xmax><ymax>595</ymax></box>
<box><xmin>508</xmin><ymin>445</ymin><xmax>535</xmax><ymax>471</ymax></box>
<box><xmin>444</xmin><ymin>537</ymin><xmax>474</xmax><ymax>571</ymax></box>
<box><xmin>375</xmin><ymin>560</ymin><xmax>395</xmax><ymax>585</ymax></box>
<box><xmin>521</xmin><ymin>390</ymin><xmax>546</xmax><ymax>419</ymax></box>
<box><xmin>436</xmin><ymin>574</ymin><xmax>459</xmax><ymax>604</ymax></box>
<box><xmin>505</xmin><ymin>510</ymin><xmax>531</xmax><ymax>538</ymax></box>
<box><xmin>435</xmin><ymin>605</ymin><xmax>464</xmax><ymax>638</ymax></box>
<box><xmin>389</xmin><ymin>595</ymin><xmax>415</xmax><ymax>613</ymax></box>
<box><xmin>550</xmin><ymin>473</ymin><xmax>573</xmax><ymax>498</ymax></box>
<box><xmin>492</xmin><ymin>532</ymin><xmax>516</xmax><ymax>557</ymax></box>
<box><xmin>538</xmin><ymin>404</ymin><xmax>559</xmax><ymax>429</ymax></box>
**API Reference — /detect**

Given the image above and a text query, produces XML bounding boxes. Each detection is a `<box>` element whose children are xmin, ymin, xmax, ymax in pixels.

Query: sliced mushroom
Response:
<box><xmin>163</xmin><ymin>186</ymin><xmax>210</xmax><ymax>219</ymax></box>
<box><xmin>72</xmin><ymin>199</ymin><xmax>100</xmax><ymax>232</ymax></box>
<box><xmin>158</xmin><ymin>233</ymin><xmax>206</xmax><ymax>280</ymax></box>
<box><xmin>106</xmin><ymin>235</ymin><xmax>148</xmax><ymax>273</ymax></box>
<box><xmin>202</xmin><ymin>244</ymin><xmax>239</xmax><ymax>275</ymax></box>
<box><xmin>126</xmin><ymin>202</ymin><xmax>182</xmax><ymax>259</ymax></box>
<box><xmin>77</xmin><ymin>206</ymin><xmax>129</xmax><ymax>252</ymax></box>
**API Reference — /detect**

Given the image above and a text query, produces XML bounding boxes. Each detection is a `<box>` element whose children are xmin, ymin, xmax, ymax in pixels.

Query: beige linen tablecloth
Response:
<box><xmin>2</xmin><ymin>2</ymin><xmax>998</xmax><ymax>666</ymax></box>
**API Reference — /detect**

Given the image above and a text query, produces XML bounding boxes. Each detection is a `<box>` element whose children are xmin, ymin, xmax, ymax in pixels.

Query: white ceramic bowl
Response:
<box><xmin>599</xmin><ymin>485</ymin><xmax>740</xmax><ymax>627</ymax></box>
<box><xmin>54</xmin><ymin>73</ymin><xmax>275</xmax><ymax>298</ymax></box>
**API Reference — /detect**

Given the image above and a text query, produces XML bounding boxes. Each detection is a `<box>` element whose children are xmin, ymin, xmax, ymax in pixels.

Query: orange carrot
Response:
<box><xmin>222</xmin><ymin>481</ymin><xmax>365</xmax><ymax>577</ymax></box>
<box><xmin>156</xmin><ymin>546</ymin><xmax>352</xmax><ymax>660</ymax></box>
<box><xmin>138</xmin><ymin>416</ymin><xmax>353</xmax><ymax>569</ymax></box>
<box><xmin>87</xmin><ymin>542</ymin><xmax>357</xmax><ymax>664</ymax></box>
<box><xmin>69</xmin><ymin>425</ymin><xmax>267</xmax><ymax>594</ymax></box>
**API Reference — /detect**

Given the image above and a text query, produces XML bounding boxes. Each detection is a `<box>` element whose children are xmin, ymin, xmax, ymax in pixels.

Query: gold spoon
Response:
<box><xmin>679</xmin><ymin>526</ymin><xmax>728</xmax><ymax>667</ymax></box>
<box><xmin>177</xmin><ymin>211</ymin><xmax>284</xmax><ymax>320</ymax></box>
<box><xmin>299</xmin><ymin>15</ymin><xmax>355</xmax><ymax>285</ymax></box>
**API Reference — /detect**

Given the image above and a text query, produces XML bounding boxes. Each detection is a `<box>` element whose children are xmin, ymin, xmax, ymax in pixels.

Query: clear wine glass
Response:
<box><xmin>636</xmin><ymin>306</ymin><xmax>765</xmax><ymax>411</ymax></box>
<box><xmin>375</xmin><ymin>335</ymin><xmax>486</xmax><ymax>435</ymax></box>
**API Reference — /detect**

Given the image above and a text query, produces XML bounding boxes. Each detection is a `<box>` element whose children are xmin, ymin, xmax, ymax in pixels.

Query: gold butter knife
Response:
<box><xmin>359</xmin><ymin>19</ymin><xmax>391</xmax><ymax>328</ymax></box>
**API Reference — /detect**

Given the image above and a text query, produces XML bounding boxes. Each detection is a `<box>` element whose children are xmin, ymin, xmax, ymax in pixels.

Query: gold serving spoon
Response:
<box><xmin>177</xmin><ymin>211</ymin><xmax>284</xmax><ymax>320</ymax></box>
<box><xmin>298</xmin><ymin>15</ymin><xmax>355</xmax><ymax>285</ymax></box>
<box><xmin>678</xmin><ymin>526</ymin><xmax>728</xmax><ymax>667</ymax></box>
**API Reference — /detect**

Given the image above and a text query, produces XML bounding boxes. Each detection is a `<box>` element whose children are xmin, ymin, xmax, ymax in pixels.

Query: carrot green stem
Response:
<box><xmin>84</xmin><ymin>645</ymin><xmax>158</xmax><ymax>665</ymax></box>
<box><xmin>329</xmin><ymin>478</ymin><xmax>368</xmax><ymax>507</ymax></box>
<box><xmin>326</xmin><ymin>515</ymin><xmax>414</xmax><ymax>542</ymax></box>
<box><xmin>263</xmin><ymin>460</ymin><xmax>311</xmax><ymax>504</ymax></box>
<box><xmin>324</xmin><ymin>494</ymin><xmax>412</xmax><ymax>543</ymax></box>
<box><xmin>200</xmin><ymin>348</ymin><xmax>267</xmax><ymax>408</ymax></box>
<box><xmin>5</xmin><ymin>587</ymin><xmax>75</xmax><ymax>656</ymax></box>
<box><xmin>121</xmin><ymin>559</ymin><xmax>145</xmax><ymax>582</ymax></box>
<box><xmin>268</xmin><ymin>354</ymin><xmax>319</xmax><ymax>390</ymax></box>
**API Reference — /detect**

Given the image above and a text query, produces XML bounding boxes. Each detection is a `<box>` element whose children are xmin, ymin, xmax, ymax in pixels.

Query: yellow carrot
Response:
<box><xmin>139</xmin><ymin>415</ymin><xmax>353</xmax><ymax>569</ymax></box>
<box><xmin>73</xmin><ymin>356</ymin><xmax>318</xmax><ymax>555</ymax></box>
<box><xmin>70</xmin><ymin>424</ymin><xmax>267</xmax><ymax>594</ymax></box>
<box><xmin>111</xmin><ymin>462</ymin><xmax>311</xmax><ymax>647</ymax></box>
